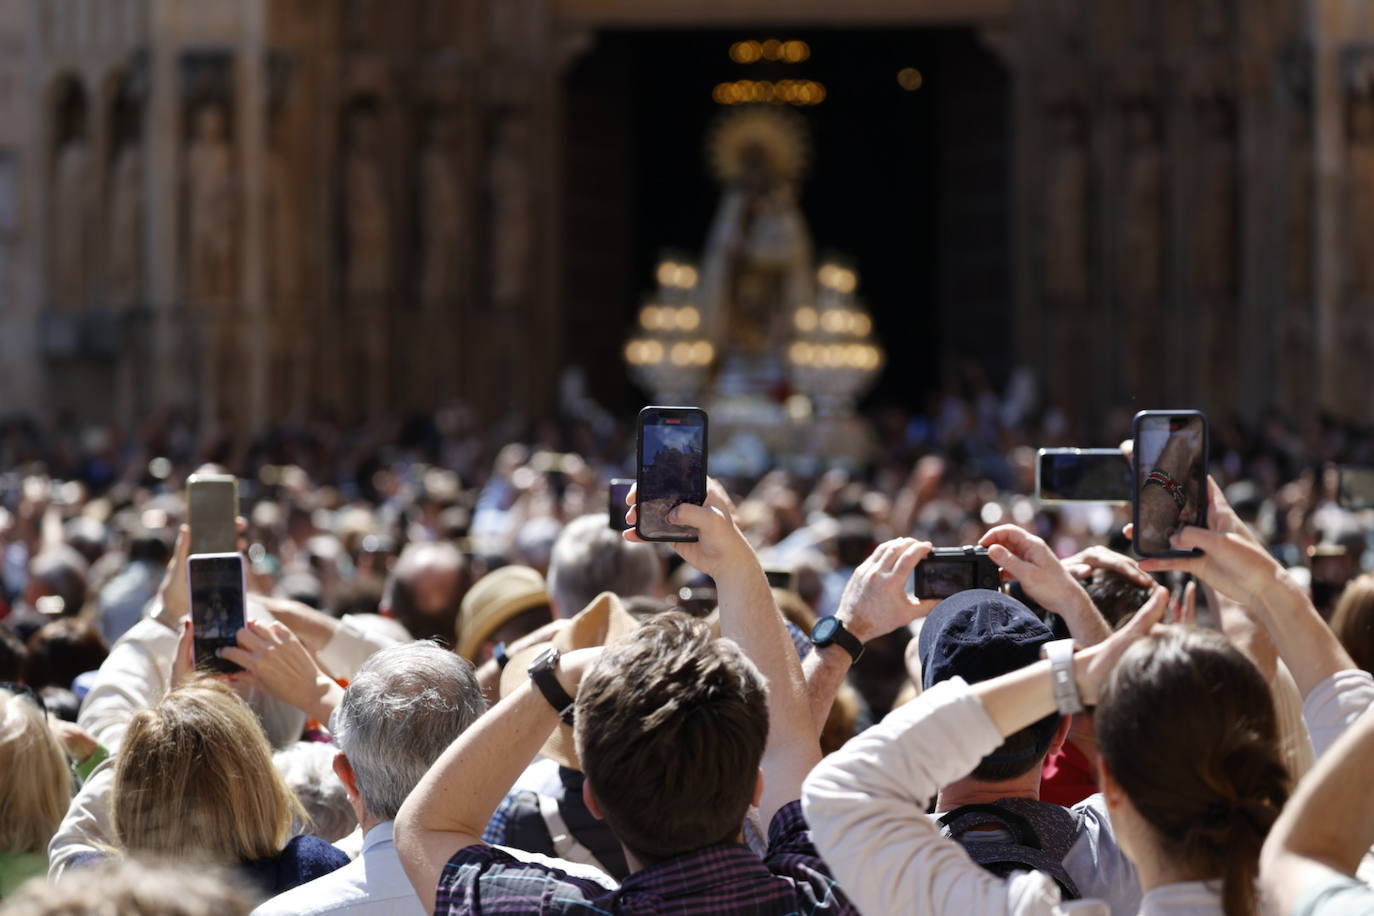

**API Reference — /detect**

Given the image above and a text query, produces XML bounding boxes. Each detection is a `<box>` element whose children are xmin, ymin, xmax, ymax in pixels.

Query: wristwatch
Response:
<box><xmin>811</xmin><ymin>616</ymin><xmax>864</xmax><ymax>663</ymax></box>
<box><xmin>527</xmin><ymin>646</ymin><xmax>576</xmax><ymax>725</ymax></box>
<box><xmin>1042</xmin><ymin>638</ymin><xmax>1085</xmax><ymax>715</ymax></box>
<box><xmin>493</xmin><ymin>641</ymin><xmax>510</xmax><ymax>671</ymax></box>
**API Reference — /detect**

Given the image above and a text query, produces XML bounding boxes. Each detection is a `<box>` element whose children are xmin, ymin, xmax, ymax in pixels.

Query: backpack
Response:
<box><xmin>503</xmin><ymin>768</ymin><xmax>630</xmax><ymax>880</ymax></box>
<box><xmin>936</xmin><ymin>798</ymin><xmax>1084</xmax><ymax>900</ymax></box>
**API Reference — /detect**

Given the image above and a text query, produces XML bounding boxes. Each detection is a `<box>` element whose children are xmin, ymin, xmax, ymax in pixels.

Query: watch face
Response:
<box><xmin>527</xmin><ymin>645</ymin><xmax>558</xmax><ymax>676</ymax></box>
<box><xmin>812</xmin><ymin>616</ymin><xmax>838</xmax><ymax>644</ymax></box>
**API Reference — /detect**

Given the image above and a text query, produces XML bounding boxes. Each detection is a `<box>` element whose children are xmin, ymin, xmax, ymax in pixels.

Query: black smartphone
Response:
<box><xmin>1036</xmin><ymin>448</ymin><xmax>1132</xmax><ymax>504</ymax></box>
<box><xmin>635</xmin><ymin>406</ymin><xmax>708</xmax><ymax>542</ymax></box>
<box><xmin>188</xmin><ymin>552</ymin><xmax>246</xmax><ymax>673</ymax></box>
<box><xmin>608</xmin><ymin>479</ymin><xmax>634</xmax><ymax>532</ymax></box>
<box><xmin>1338</xmin><ymin>466</ymin><xmax>1374</xmax><ymax>510</ymax></box>
<box><xmin>764</xmin><ymin>569</ymin><xmax>797</xmax><ymax>592</ymax></box>
<box><xmin>913</xmin><ymin>546</ymin><xmax>1001</xmax><ymax>600</ymax></box>
<box><xmin>187</xmin><ymin>474</ymin><xmax>239</xmax><ymax>555</ymax></box>
<box><xmin>1132</xmin><ymin>410</ymin><xmax>1208</xmax><ymax>558</ymax></box>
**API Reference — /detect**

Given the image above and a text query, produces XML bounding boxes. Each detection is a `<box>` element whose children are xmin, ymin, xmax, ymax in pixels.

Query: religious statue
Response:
<box><xmin>420</xmin><ymin>111</ymin><xmax>462</xmax><ymax>306</ymax></box>
<box><xmin>51</xmin><ymin>127</ymin><xmax>89</xmax><ymax>311</ymax></box>
<box><xmin>487</xmin><ymin>114</ymin><xmax>531</xmax><ymax>308</ymax></box>
<box><xmin>698</xmin><ymin>107</ymin><xmax>813</xmax><ymax>353</ymax></box>
<box><xmin>1345</xmin><ymin>88</ymin><xmax>1374</xmax><ymax>298</ymax></box>
<box><xmin>1120</xmin><ymin>105</ymin><xmax>1164</xmax><ymax>396</ymax></box>
<box><xmin>343</xmin><ymin>105</ymin><xmax>391</xmax><ymax>302</ymax></box>
<box><xmin>1044</xmin><ymin>109</ymin><xmax>1089</xmax><ymax>305</ymax></box>
<box><xmin>185</xmin><ymin>103</ymin><xmax>237</xmax><ymax>308</ymax></box>
<box><xmin>106</xmin><ymin>138</ymin><xmax>143</xmax><ymax>308</ymax></box>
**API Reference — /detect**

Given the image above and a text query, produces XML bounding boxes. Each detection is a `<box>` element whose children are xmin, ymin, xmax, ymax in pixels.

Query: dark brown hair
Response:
<box><xmin>1097</xmin><ymin>628</ymin><xmax>1288</xmax><ymax>916</ymax></box>
<box><xmin>1331</xmin><ymin>573</ymin><xmax>1374</xmax><ymax>674</ymax></box>
<box><xmin>21</xmin><ymin>618</ymin><xmax>108</xmax><ymax>690</ymax></box>
<box><xmin>574</xmin><ymin>612</ymin><xmax>768</xmax><ymax>862</ymax></box>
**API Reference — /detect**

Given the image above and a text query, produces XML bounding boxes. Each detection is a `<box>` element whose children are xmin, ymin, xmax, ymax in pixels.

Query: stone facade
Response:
<box><xmin>0</xmin><ymin>0</ymin><xmax>1371</xmax><ymax>433</ymax></box>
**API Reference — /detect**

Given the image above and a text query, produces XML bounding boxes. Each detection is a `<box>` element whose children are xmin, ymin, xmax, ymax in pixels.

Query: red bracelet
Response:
<box><xmin>1145</xmin><ymin>470</ymin><xmax>1187</xmax><ymax>509</ymax></box>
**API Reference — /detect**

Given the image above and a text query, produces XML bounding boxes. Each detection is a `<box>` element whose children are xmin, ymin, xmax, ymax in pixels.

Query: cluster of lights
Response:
<box><xmin>788</xmin><ymin>342</ymin><xmax>883</xmax><ymax>370</ymax></box>
<box><xmin>793</xmin><ymin>306</ymin><xmax>872</xmax><ymax>337</ymax></box>
<box><xmin>713</xmin><ymin>79</ymin><xmax>826</xmax><ymax>106</ymax></box>
<box><xmin>625</xmin><ymin>339</ymin><xmax>716</xmax><ymax>367</ymax></box>
<box><xmin>656</xmin><ymin>261</ymin><xmax>699</xmax><ymax>288</ymax></box>
<box><xmin>640</xmin><ymin>305</ymin><xmax>701</xmax><ymax>332</ymax></box>
<box><xmin>729</xmin><ymin>39</ymin><xmax>810</xmax><ymax>64</ymax></box>
<box><xmin>817</xmin><ymin>264</ymin><xmax>858</xmax><ymax>293</ymax></box>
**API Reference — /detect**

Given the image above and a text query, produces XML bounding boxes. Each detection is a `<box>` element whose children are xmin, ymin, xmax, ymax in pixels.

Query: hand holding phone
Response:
<box><xmin>635</xmin><ymin>406</ymin><xmax>708</xmax><ymax>542</ymax></box>
<box><xmin>188</xmin><ymin>552</ymin><xmax>246</xmax><ymax>673</ymax></box>
<box><xmin>913</xmin><ymin>546</ymin><xmax>1001</xmax><ymax>600</ymax></box>
<box><xmin>1132</xmin><ymin>410</ymin><xmax>1208</xmax><ymax>558</ymax></box>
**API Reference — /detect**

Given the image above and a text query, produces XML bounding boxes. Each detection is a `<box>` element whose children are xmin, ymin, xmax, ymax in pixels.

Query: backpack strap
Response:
<box><xmin>938</xmin><ymin>802</ymin><xmax>1082</xmax><ymax>900</ymax></box>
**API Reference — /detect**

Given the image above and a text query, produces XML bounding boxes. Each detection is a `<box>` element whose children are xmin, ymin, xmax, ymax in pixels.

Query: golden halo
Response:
<box><xmin>706</xmin><ymin>105</ymin><xmax>810</xmax><ymax>186</ymax></box>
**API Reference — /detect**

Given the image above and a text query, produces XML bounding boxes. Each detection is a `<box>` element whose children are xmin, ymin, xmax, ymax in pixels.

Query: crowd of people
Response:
<box><xmin>2</xmin><ymin>386</ymin><xmax>1374</xmax><ymax>915</ymax></box>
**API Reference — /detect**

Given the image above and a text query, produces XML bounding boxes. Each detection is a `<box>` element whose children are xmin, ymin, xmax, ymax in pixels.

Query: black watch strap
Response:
<box><xmin>812</xmin><ymin>617</ymin><xmax>865</xmax><ymax>664</ymax></box>
<box><xmin>493</xmin><ymin>641</ymin><xmax>510</xmax><ymax>671</ymax></box>
<box><xmin>528</xmin><ymin>647</ymin><xmax>576</xmax><ymax>725</ymax></box>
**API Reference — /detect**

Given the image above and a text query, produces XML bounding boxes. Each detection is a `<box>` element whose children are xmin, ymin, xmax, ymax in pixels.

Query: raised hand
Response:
<box><xmin>835</xmin><ymin>538</ymin><xmax>938</xmax><ymax>643</ymax></box>
<box><xmin>219</xmin><ymin>619</ymin><xmax>343</xmax><ymax>724</ymax></box>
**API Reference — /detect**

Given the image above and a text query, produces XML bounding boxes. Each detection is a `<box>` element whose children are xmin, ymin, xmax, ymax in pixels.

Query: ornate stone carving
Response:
<box><xmin>266</xmin><ymin>113</ymin><xmax>303</xmax><ymax>305</ymax></box>
<box><xmin>487</xmin><ymin>112</ymin><xmax>531</xmax><ymax>309</ymax></box>
<box><xmin>185</xmin><ymin>103</ymin><xmax>237</xmax><ymax>308</ymax></box>
<box><xmin>420</xmin><ymin>109</ymin><xmax>462</xmax><ymax>306</ymax></box>
<box><xmin>343</xmin><ymin>102</ymin><xmax>390</xmax><ymax>303</ymax></box>
<box><xmin>106</xmin><ymin>138</ymin><xmax>143</xmax><ymax>308</ymax></box>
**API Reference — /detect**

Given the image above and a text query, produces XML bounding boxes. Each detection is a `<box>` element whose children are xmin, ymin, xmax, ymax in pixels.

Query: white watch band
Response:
<box><xmin>1044</xmin><ymin>638</ymin><xmax>1085</xmax><ymax>715</ymax></box>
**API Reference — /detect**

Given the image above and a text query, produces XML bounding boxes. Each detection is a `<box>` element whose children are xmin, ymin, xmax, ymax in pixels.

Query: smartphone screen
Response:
<box><xmin>608</xmin><ymin>479</ymin><xmax>633</xmax><ymax>532</ymax></box>
<box><xmin>187</xmin><ymin>474</ymin><xmax>239</xmax><ymax>555</ymax></box>
<box><xmin>1132</xmin><ymin>411</ymin><xmax>1208</xmax><ymax>557</ymax></box>
<box><xmin>1036</xmin><ymin>449</ymin><xmax>1132</xmax><ymax>503</ymax></box>
<box><xmin>188</xmin><ymin>552</ymin><xmax>246</xmax><ymax>673</ymax></box>
<box><xmin>1338</xmin><ymin>466</ymin><xmax>1374</xmax><ymax>510</ymax></box>
<box><xmin>636</xmin><ymin>406</ymin><xmax>708</xmax><ymax>542</ymax></box>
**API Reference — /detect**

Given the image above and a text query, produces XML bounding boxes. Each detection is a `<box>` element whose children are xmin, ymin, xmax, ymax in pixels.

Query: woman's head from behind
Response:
<box><xmin>1097</xmin><ymin>627</ymin><xmax>1288</xmax><ymax>916</ymax></box>
<box><xmin>1331</xmin><ymin>573</ymin><xmax>1374</xmax><ymax>674</ymax></box>
<box><xmin>0</xmin><ymin>687</ymin><xmax>71</xmax><ymax>854</ymax></box>
<box><xmin>114</xmin><ymin>678</ymin><xmax>302</xmax><ymax>865</ymax></box>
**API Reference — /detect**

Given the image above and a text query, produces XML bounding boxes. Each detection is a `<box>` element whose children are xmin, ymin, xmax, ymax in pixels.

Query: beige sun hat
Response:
<box><xmin>498</xmin><ymin>591</ymin><xmax>639</xmax><ymax>770</ymax></box>
<box><xmin>456</xmin><ymin>565</ymin><xmax>551</xmax><ymax>662</ymax></box>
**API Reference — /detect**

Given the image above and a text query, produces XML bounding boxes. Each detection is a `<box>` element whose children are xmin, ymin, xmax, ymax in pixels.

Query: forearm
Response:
<box><xmin>395</xmin><ymin>681</ymin><xmax>559</xmax><ymax>912</ymax></box>
<box><xmin>803</xmin><ymin>647</ymin><xmax>852</xmax><ymax>737</ymax></box>
<box><xmin>1211</xmin><ymin>585</ymin><xmax>1277</xmax><ymax>683</ymax></box>
<box><xmin>1255</xmin><ymin>578</ymin><xmax>1356</xmax><ymax>696</ymax></box>
<box><xmin>48</xmin><ymin>759</ymin><xmax>117</xmax><ymax>879</ymax></box>
<box><xmin>971</xmin><ymin>658</ymin><xmax>1060</xmax><ymax>738</ymax></box>
<box><xmin>1264</xmin><ymin>706</ymin><xmax>1374</xmax><ymax>888</ymax></box>
<box><xmin>1056</xmin><ymin>586</ymin><xmax>1112</xmax><ymax>647</ymax></box>
<box><xmin>266</xmin><ymin>601</ymin><xmax>340</xmax><ymax>654</ymax></box>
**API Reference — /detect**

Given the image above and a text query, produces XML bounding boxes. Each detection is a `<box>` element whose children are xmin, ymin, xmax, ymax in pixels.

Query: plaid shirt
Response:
<box><xmin>435</xmin><ymin>800</ymin><xmax>855</xmax><ymax>915</ymax></box>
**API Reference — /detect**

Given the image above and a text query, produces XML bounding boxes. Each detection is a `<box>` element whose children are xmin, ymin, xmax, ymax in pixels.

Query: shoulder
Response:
<box><xmin>274</xmin><ymin>835</ymin><xmax>352</xmax><ymax>886</ymax></box>
<box><xmin>434</xmin><ymin>844</ymin><xmax>611</xmax><ymax>914</ymax></box>
<box><xmin>764</xmin><ymin>801</ymin><xmax>852</xmax><ymax>908</ymax></box>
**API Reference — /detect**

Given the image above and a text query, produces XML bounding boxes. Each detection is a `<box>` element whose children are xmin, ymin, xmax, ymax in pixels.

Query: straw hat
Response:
<box><xmin>456</xmin><ymin>565</ymin><xmax>550</xmax><ymax>662</ymax></box>
<box><xmin>498</xmin><ymin>591</ymin><xmax>640</xmax><ymax>770</ymax></box>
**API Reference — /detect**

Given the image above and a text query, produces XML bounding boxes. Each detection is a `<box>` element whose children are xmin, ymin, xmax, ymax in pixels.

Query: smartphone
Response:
<box><xmin>914</xmin><ymin>546</ymin><xmax>1001</xmax><ymax>600</ymax></box>
<box><xmin>635</xmin><ymin>406</ymin><xmax>708</xmax><ymax>542</ymax></box>
<box><xmin>1132</xmin><ymin>410</ymin><xmax>1208</xmax><ymax>558</ymax></box>
<box><xmin>764</xmin><ymin>569</ymin><xmax>797</xmax><ymax>592</ymax></box>
<box><xmin>1338</xmin><ymin>466</ymin><xmax>1374</xmax><ymax>510</ymax></box>
<box><xmin>1036</xmin><ymin>448</ymin><xmax>1132</xmax><ymax>504</ymax></box>
<box><xmin>187</xmin><ymin>474</ymin><xmax>239</xmax><ymax>555</ymax></box>
<box><xmin>187</xmin><ymin>552</ymin><xmax>246</xmax><ymax>673</ymax></box>
<box><xmin>608</xmin><ymin>479</ymin><xmax>634</xmax><ymax>532</ymax></box>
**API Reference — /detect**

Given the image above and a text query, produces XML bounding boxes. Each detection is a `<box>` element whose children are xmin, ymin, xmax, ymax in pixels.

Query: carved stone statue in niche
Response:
<box><xmin>487</xmin><ymin>113</ymin><xmax>532</xmax><ymax>309</ymax></box>
<box><xmin>420</xmin><ymin>111</ymin><xmax>462</xmax><ymax>306</ymax></box>
<box><xmin>106</xmin><ymin>138</ymin><xmax>143</xmax><ymax>308</ymax></box>
<box><xmin>1345</xmin><ymin>87</ymin><xmax>1374</xmax><ymax>298</ymax></box>
<box><xmin>185</xmin><ymin>103</ymin><xmax>237</xmax><ymax>308</ymax></box>
<box><xmin>1044</xmin><ymin>109</ymin><xmax>1089</xmax><ymax>306</ymax></box>
<box><xmin>1120</xmin><ymin>105</ymin><xmax>1164</xmax><ymax>395</ymax></box>
<box><xmin>343</xmin><ymin>104</ymin><xmax>391</xmax><ymax>303</ymax></box>
<box><xmin>266</xmin><ymin>112</ymin><xmax>303</xmax><ymax>305</ymax></box>
<box><xmin>51</xmin><ymin>88</ymin><xmax>89</xmax><ymax>312</ymax></box>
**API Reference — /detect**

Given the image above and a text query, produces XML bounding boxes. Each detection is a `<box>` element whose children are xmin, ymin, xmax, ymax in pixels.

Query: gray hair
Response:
<box><xmin>546</xmin><ymin>514</ymin><xmax>661</xmax><ymax>617</ymax></box>
<box><xmin>331</xmin><ymin>642</ymin><xmax>485</xmax><ymax>820</ymax></box>
<box><xmin>273</xmin><ymin>741</ymin><xmax>357</xmax><ymax>842</ymax></box>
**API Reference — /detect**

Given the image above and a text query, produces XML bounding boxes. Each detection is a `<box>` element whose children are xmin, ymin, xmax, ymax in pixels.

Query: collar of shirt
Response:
<box><xmin>615</xmin><ymin>841</ymin><xmax>783</xmax><ymax>904</ymax></box>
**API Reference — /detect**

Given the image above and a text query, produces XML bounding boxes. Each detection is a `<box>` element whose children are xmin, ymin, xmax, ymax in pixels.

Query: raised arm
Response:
<box><xmin>979</xmin><ymin>525</ymin><xmax>1112</xmax><ymax>646</ymax></box>
<box><xmin>1260</xmin><ymin>706</ymin><xmax>1374</xmax><ymax>915</ymax></box>
<box><xmin>803</xmin><ymin>538</ymin><xmax>936</xmax><ymax>734</ymax></box>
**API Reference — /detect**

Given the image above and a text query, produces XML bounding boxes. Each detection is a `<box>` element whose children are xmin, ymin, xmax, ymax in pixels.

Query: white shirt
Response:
<box><xmin>253</xmin><ymin>821</ymin><xmax>422</xmax><ymax>916</ymax></box>
<box><xmin>253</xmin><ymin>820</ymin><xmax>619</xmax><ymax>916</ymax></box>
<box><xmin>1138</xmin><ymin>881</ymin><xmax>1223</xmax><ymax>916</ymax></box>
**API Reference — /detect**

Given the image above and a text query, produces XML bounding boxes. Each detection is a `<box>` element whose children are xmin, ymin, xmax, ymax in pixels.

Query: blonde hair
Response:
<box><xmin>2</xmin><ymin>857</ymin><xmax>255</xmax><ymax>916</ymax></box>
<box><xmin>0</xmin><ymin>689</ymin><xmax>71</xmax><ymax>854</ymax></box>
<box><xmin>113</xmin><ymin>678</ymin><xmax>304</xmax><ymax>864</ymax></box>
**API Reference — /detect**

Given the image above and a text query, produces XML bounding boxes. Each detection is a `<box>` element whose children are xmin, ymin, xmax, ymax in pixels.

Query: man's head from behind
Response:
<box><xmin>547</xmin><ymin>514</ymin><xmax>660</xmax><ymax>617</ymax></box>
<box><xmin>919</xmin><ymin>589</ymin><xmax>1061</xmax><ymax>782</ymax></box>
<box><xmin>331</xmin><ymin>642</ymin><xmax>486</xmax><ymax>822</ymax></box>
<box><xmin>382</xmin><ymin>542</ymin><xmax>467</xmax><ymax>644</ymax></box>
<box><xmin>575</xmin><ymin>612</ymin><xmax>767</xmax><ymax>862</ymax></box>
